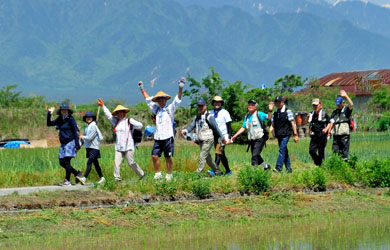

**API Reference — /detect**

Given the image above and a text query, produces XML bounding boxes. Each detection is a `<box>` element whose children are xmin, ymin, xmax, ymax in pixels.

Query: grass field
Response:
<box><xmin>0</xmin><ymin>132</ymin><xmax>389</xmax><ymax>194</ymax></box>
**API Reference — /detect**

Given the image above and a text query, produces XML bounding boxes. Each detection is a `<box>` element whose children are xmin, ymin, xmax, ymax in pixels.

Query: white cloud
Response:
<box><xmin>382</xmin><ymin>3</ymin><xmax>390</xmax><ymax>8</ymax></box>
<box><xmin>150</xmin><ymin>77</ymin><xmax>158</xmax><ymax>88</ymax></box>
<box><xmin>258</xmin><ymin>3</ymin><xmax>263</xmax><ymax>11</ymax></box>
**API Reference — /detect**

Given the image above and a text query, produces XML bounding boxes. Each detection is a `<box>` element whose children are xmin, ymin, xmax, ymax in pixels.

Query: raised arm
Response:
<box><xmin>267</xmin><ymin>102</ymin><xmax>274</xmax><ymax>120</ymax></box>
<box><xmin>138</xmin><ymin>81</ymin><xmax>151</xmax><ymax>99</ymax></box>
<box><xmin>97</xmin><ymin>98</ymin><xmax>117</xmax><ymax>126</ymax></box>
<box><xmin>47</xmin><ymin>107</ymin><xmax>57</xmax><ymax>126</ymax></box>
<box><xmin>178</xmin><ymin>77</ymin><xmax>185</xmax><ymax>100</ymax></box>
<box><xmin>340</xmin><ymin>90</ymin><xmax>353</xmax><ymax>110</ymax></box>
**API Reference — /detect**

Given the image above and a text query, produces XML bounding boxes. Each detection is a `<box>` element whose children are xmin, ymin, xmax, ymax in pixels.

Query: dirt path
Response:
<box><xmin>0</xmin><ymin>184</ymin><xmax>93</xmax><ymax>196</ymax></box>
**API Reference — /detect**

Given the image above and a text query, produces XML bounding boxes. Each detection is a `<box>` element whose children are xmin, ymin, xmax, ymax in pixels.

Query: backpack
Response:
<box><xmin>195</xmin><ymin>111</ymin><xmax>219</xmax><ymax>139</ymax></box>
<box><xmin>245</xmin><ymin>112</ymin><xmax>269</xmax><ymax>141</ymax></box>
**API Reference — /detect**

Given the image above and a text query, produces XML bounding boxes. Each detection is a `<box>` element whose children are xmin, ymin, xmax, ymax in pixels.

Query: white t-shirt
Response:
<box><xmin>209</xmin><ymin>109</ymin><xmax>232</xmax><ymax>138</ymax></box>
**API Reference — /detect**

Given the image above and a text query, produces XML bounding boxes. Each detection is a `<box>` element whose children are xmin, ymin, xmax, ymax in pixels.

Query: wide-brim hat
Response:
<box><xmin>152</xmin><ymin>91</ymin><xmax>171</xmax><ymax>102</ymax></box>
<box><xmin>112</xmin><ymin>105</ymin><xmax>130</xmax><ymax>115</ymax></box>
<box><xmin>56</xmin><ymin>103</ymin><xmax>73</xmax><ymax>115</ymax></box>
<box><xmin>211</xmin><ymin>96</ymin><xmax>224</xmax><ymax>106</ymax></box>
<box><xmin>83</xmin><ymin>112</ymin><xmax>96</xmax><ymax>122</ymax></box>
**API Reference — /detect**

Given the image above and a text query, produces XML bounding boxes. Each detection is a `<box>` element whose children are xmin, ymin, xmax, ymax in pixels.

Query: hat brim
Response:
<box><xmin>56</xmin><ymin>109</ymin><xmax>73</xmax><ymax>115</ymax></box>
<box><xmin>112</xmin><ymin>109</ymin><xmax>130</xmax><ymax>116</ymax></box>
<box><xmin>211</xmin><ymin>100</ymin><xmax>224</xmax><ymax>106</ymax></box>
<box><xmin>152</xmin><ymin>95</ymin><xmax>171</xmax><ymax>102</ymax></box>
<box><xmin>83</xmin><ymin>115</ymin><xmax>96</xmax><ymax>122</ymax></box>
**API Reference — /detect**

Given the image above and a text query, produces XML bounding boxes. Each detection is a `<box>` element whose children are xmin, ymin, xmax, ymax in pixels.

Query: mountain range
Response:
<box><xmin>0</xmin><ymin>0</ymin><xmax>389</xmax><ymax>104</ymax></box>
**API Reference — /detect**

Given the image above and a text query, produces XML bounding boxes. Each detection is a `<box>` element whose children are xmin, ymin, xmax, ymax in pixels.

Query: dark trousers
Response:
<box><xmin>214</xmin><ymin>140</ymin><xmax>231</xmax><ymax>173</ymax></box>
<box><xmin>59</xmin><ymin>157</ymin><xmax>79</xmax><ymax>181</ymax></box>
<box><xmin>332</xmin><ymin>135</ymin><xmax>350</xmax><ymax>160</ymax></box>
<box><xmin>309</xmin><ymin>134</ymin><xmax>327</xmax><ymax>166</ymax></box>
<box><xmin>84</xmin><ymin>148</ymin><xmax>103</xmax><ymax>178</ymax></box>
<box><xmin>249</xmin><ymin>138</ymin><xmax>266</xmax><ymax>167</ymax></box>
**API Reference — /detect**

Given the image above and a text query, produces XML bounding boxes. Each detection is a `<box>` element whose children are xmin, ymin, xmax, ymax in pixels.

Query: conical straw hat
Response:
<box><xmin>152</xmin><ymin>91</ymin><xmax>171</xmax><ymax>102</ymax></box>
<box><xmin>112</xmin><ymin>105</ymin><xmax>130</xmax><ymax>115</ymax></box>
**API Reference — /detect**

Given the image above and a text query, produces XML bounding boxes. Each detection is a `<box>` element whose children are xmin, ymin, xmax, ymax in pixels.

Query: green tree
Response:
<box><xmin>0</xmin><ymin>85</ymin><xmax>21</xmax><ymax>107</ymax></box>
<box><xmin>221</xmin><ymin>80</ymin><xmax>249</xmax><ymax>121</ymax></box>
<box><xmin>372</xmin><ymin>86</ymin><xmax>390</xmax><ymax>111</ymax></box>
<box><xmin>273</xmin><ymin>74</ymin><xmax>307</xmax><ymax>94</ymax></box>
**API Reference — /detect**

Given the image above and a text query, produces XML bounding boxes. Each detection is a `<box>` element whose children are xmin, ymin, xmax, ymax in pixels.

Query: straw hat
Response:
<box><xmin>112</xmin><ymin>105</ymin><xmax>130</xmax><ymax>115</ymax></box>
<box><xmin>152</xmin><ymin>91</ymin><xmax>171</xmax><ymax>102</ymax></box>
<box><xmin>211</xmin><ymin>96</ymin><xmax>224</xmax><ymax>106</ymax></box>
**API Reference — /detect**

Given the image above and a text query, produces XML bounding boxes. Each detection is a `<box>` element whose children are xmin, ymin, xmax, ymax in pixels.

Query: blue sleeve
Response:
<box><xmin>242</xmin><ymin>116</ymin><xmax>247</xmax><ymax>128</ymax></box>
<box><xmin>185</xmin><ymin>116</ymin><xmax>197</xmax><ymax>133</ymax></box>
<box><xmin>258</xmin><ymin>112</ymin><xmax>268</xmax><ymax>122</ymax></box>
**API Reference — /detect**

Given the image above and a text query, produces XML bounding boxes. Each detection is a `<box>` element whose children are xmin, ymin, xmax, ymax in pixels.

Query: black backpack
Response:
<box><xmin>113</xmin><ymin>118</ymin><xmax>143</xmax><ymax>144</ymax></box>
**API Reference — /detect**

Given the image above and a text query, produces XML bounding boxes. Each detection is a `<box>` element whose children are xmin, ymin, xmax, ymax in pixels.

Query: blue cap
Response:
<box><xmin>197</xmin><ymin>99</ymin><xmax>207</xmax><ymax>106</ymax></box>
<box><xmin>335</xmin><ymin>96</ymin><xmax>344</xmax><ymax>105</ymax></box>
<box><xmin>83</xmin><ymin>112</ymin><xmax>96</xmax><ymax>122</ymax></box>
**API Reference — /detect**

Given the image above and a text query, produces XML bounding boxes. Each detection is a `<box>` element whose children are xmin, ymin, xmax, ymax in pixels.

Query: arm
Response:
<box><xmin>181</xmin><ymin>116</ymin><xmax>196</xmax><ymax>136</ymax></box>
<box><xmin>291</xmin><ymin>120</ymin><xmax>298</xmax><ymax>143</ymax></box>
<box><xmin>138</xmin><ymin>81</ymin><xmax>151</xmax><ymax>99</ymax></box>
<box><xmin>226</xmin><ymin>122</ymin><xmax>232</xmax><ymax>139</ymax></box>
<box><xmin>102</xmin><ymin>105</ymin><xmax>118</xmax><ymax>126</ymax></box>
<box><xmin>267</xmin><ymin>102</ymin><xmax>274</xmax><ymax>120</ymax></box>
<box><xmin>69</xmin><ymin>117</ymin><xmax>81</xmax><ymax>149</ymax></box>
<box><xmin>129</xmin><ymin>118</ymin><xmax>143</xmax><ymax>130</ymax></box>
<box><xmin>178</xmin><ymin>77</ymin><xmax>185</xmax><ymax>100</ymax></box>
<box><xmin>47</xmin><ymin>107</ymin><xmax>57</xmax><ymax>126</ymax></box>
<box><xmin>322</xmin><ymin>113</ymin><xmax>331</xmax><ymax>134</ymax></box>
<box><xmin>232</xmin><ymin>127</ymin><xmax>246</xmax><ymax>142</ymax></box>
<box><xmin>340</xmin><ymin>90</ymin><xmax>353</xmax><ymax>110</ymax></box>
<box><xmin>81</xmin><ymin>124</ymin><xmax>98</xmax><ymax>142</ymax></box>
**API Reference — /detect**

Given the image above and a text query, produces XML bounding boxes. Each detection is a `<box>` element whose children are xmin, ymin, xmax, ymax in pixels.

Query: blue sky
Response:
<box><xmin>325</xmin><ymin>0</ymin><xmax>390</xmax><ymax>6</ymax></box>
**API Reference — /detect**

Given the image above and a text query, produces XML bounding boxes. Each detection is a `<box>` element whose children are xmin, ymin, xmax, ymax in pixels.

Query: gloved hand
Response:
<box><xmin>138</xmin><ymin>81</ymin><xmax>144</xmax><ymax>90</ymax></box>
<box><xmin>178</xmin><ymin>77</ymin><xmax>186</xmax><ymax>89</ymax></box>
<box><xmin>97</xmin><ymin>99</ymin><xmax>104</xmax><ymax>107</ymax></box>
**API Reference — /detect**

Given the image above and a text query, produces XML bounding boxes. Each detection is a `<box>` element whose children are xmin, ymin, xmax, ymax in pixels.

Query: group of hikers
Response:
<box><xmin>47</xmin><ymin>78</ymin><xmax>354</xmax><ymax>186</ymax></box>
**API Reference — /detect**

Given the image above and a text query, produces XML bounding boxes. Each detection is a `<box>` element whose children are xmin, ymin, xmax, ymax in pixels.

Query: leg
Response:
<box><xmin>309</xmin><ymin>136</ymin><xmax>321</xmax><ymax>166</ymax></box>
<box><xmin>204</xmin><ymin>140</ymin><xmax>222</xmax><ymax>175</ymax></box>
<box><xmin>275</xmin><ymin>137</ymin><xmax>286</xmax><ymax>171</ymax></box>
<box><xmin>251</xmin><ymin>139</ymin><xmax>265</xmax><ymax>167</ymax></box>
<box><xmin>93</xmin><ymin>159</ymin><xmax>104</xmax><ymax>178</ymax></box>
<box><xmin>165</xmin><ymin>157</ymin><xmax>173</xmax><ymax>174</ymax></box>
<box><xmin>152</xmin><ymin>140</ymin><xmax>162</xmax><ymax>173</ymax></box>
<box><xmin>283</xmin><ymin>137</ymin><xmax>291</xmax><ymax>172</ymax></box>
<box><xmin>219</xmin><ymin>153</ymin><xmax>231</xmax><ymax>173</ymax></box>
<box><xmin>317</xmin><ymin>135</ymin><xmax>327</xmax><ymax>166</ymax></box>
<box><xmin>341</xmin><ymin>135</ymin><xmax>350</xmax><ymax>160</ymax></box>
<box><xmin>84</xmin><ymin>149</ymin><xmax>96</xmax><ymax>178</ymax></box>
<box><xmin>114</xmin><ymin>151</ymin><xmax>124</xmax><ymax>180</ymax></box>
<box><xmin>125</xmin><ymin>150</ymin><xmax>144</xmax><ymax>177</ymax></box>
<box><xmin>197</xmin><ymin>142</ymin><xmax>208</xmax><ymax>173</ymax></box>
<box><xmin>163</xmin><ymin>138</ymin><xmax>175</xmax><ymax>174</ymax></box>
<box><xmin>332</xmin><ymin>136</ymin><xmax>341</xmax><ymax>155</ymax></box>
<box><xmin>59</xmin><ymin>158</ymin><xmax>71</xmax><ymax>180</ymax></box>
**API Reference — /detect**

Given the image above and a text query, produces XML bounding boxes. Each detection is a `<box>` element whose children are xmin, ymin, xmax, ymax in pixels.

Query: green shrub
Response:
<box><xmin>323</xmin><ymin>154</ymin><xmax>356</xmax><ymax>185</ymax></box>
<box><xmin>362</xmin><ymin>159</ymin><xmax>390</xmax><ymax>187</ymax></box>
<box><xmin>237</xmin><ymin>166</ymin><xmax>271</xmax><ymax>194</ymax></box>
<box><xmin>377</xmin><ymin>112</ymin><xmax>390</xmax><ymax>131</ymax></box>
<box><xmin>312</xmin><ymin>167</ymin><xmax>327</xmax><ymax>191</ymax></box>
<box><xmin>191</xmin><ymin>179</ymin><xmax>211</xmax><ymax>199</ymax></box>
<box><xmin>154</xmin><ymin>181</ymin><xmax>178</xmax><ymax>198</ymax></box>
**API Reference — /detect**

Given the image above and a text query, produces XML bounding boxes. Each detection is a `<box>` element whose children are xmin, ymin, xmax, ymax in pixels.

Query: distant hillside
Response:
<box><xmin>1</xmin><ymin>0</ymin><xmax>390</xmax><ymax>104</ymax></box>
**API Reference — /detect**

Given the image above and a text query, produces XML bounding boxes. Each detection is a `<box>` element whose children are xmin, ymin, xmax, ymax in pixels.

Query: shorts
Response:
<box><xmin>86</xmin><ymin>148</ymin><xmax>101</xmax><ymax>159</ymax></box>
<box><xmin>152</xmin><ymin>137</ymin><xmax>174</xmax><ymax>157</ymax></box>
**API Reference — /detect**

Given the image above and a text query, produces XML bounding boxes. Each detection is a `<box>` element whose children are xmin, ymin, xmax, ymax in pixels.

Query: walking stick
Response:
<box><xmin>96</xmin><ymin>106</ymin><xmax>101</xmax><ymax>122</ymax></box>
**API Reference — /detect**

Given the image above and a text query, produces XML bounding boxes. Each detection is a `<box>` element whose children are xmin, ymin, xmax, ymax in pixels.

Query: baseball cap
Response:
<box><xmin>335</xmin><ymin>96</ymin><xmax>344</xmax><ymax>105</ymax></box>
<box><xmin>312</xmin><ymin>98</ymin><xmax>320</xmax><ymax>105</ymax></box>
<box><xmin>247</xmin><ymin>100</ymin><xmax>257</xmax><ymax>105</ymax></box>
<box><xmin>197</xmin><ymin>99</ymin><xmax>207</xmax><ymax>106</ymax></box>
<box><xmin>274</xmin><ymin>96</ymin><xmax>285</xmax><ymax>102</ymax></box>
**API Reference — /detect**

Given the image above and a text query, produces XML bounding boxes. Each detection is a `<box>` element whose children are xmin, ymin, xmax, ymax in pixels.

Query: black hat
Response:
<box><xmin>248</xmin><ymin>100</ymin><xmax>257</xmax><ymax>105</ymax></box>
<box><xmin>56</xmin><ymin>103</ymin><xmax>73</xmax><ymax>115</ymax></box>
<box><xmin>83</xmin><ymin>112</ymin><xmax>96</xmax><ymax>122</ymax></box>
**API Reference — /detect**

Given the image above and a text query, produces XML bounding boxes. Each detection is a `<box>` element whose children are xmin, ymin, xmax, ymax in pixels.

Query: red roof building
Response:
<box><xmin>308</xmin><ymin>69</ymin><xmax>390</xmax><ymax>96</ymax></box>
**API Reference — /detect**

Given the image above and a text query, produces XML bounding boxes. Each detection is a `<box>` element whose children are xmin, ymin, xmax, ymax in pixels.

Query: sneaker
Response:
<box><xmin>97</xmin><ymin>177</ymin><xmax>106</xmax><ymax>184</ymax></box>
<box><xmin>264</xmin><ymin>164</ymin><xmax>272</xmax><ymax>171</ymax></box>
<box><xmin>59</xmin><ymin>179</ymin><xmax>71</xmax><ymax>186</ymax></box>
<box><xmin>75</xmin><ymin>171</ymin><xmax>82</xmax><ymax>184</ymax></box>
<box><xmin>115</xmin><ymin>178</ymin><xmax>122</xmax><ymax>182</ymax></box>
<box><xmin>225</xmin><ymin>171</ymin><xmax>233</xmax><ymax>176</ymax></box>
<box><xmin>139</xmin><ymin>173</ymin><xmax>146</xmax><ymax>180</ymax></box>
<box><xmin>154</xmin><ymin>172</ymin><xmax>163</xmax><ymax>180</ymax></box>
<box><xmin>273</xmin><ymin>168</ymin><xmax>281</xmax><ymax>173</ymax></box>
<box><xmin>165</xmin><ymin>173</ymin><xmax>173</xmax><ymax>181</ymax></box>
<box><xmin>76</xmin><ymin>176</ymin><xmax>86</xmax><ymax>185</ymax></box>
<box><xmin>207</xmin><ymin>170</ymin><xmax>216</xmax><ymax>177</ymax></box>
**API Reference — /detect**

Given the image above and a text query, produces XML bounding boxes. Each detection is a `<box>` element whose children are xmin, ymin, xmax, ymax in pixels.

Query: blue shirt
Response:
<box><xmin>242</xmin><ymin>111</ymin><xmax>268</xmax><ymax>128</ymax></box>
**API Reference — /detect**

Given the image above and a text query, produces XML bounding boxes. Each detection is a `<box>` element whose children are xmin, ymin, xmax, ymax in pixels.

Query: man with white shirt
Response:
<box><xmin>181</xmin><ymin>99</ymin><xmax>226</xmax><ymax>176</ymax></box>
<box><xmin>138</xmin><ymin>77</ymin><xmax>185</xmax><ymax>181</ymax></box>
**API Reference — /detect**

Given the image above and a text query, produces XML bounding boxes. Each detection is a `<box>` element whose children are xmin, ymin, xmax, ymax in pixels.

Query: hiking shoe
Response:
<box><xmin>264</xmin><ymin>164</ymin><xmax>272</xmax><ymax>171</ymax></box>
<box><xmin>165</xmin><ymin>173</ymin><xmax>173</xmax><ymax>181</ymax></box>
<box><xmin>207</xmin><ymin>170</ymin><xmax>215</xmax><ymax>177</ymax></box>
<box><xmin>59</xmin><ymin>179</ymin><xmax>71</xmax><ymax>186</ymax></box>
<box><xmin>154</xmin><ymin>172</ymin><xmax>163</xmax><ymax>180</ymax></box>
<box><xmin>76</xmin><ymin>176</ymin><xmax>86</xmax><ymax>185</ymax></box>
<box><xmin>97</xmin><ymin>177</ymin><xmax>106</xmax><ymax>184</ymax></box>
<box><xmin>225</xmin><ymin>171</ymin><xmax>233</xmax><ymax>176</ymax></box>
<box><xmin>139</xmin><ymin>173</ymin><xmax>146</xmax><ymax>180</ymax></box>
<box><xmin>114</xmin><ymin>177</ymin><xmax>122</xmax><ymax>182</ymax></box>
